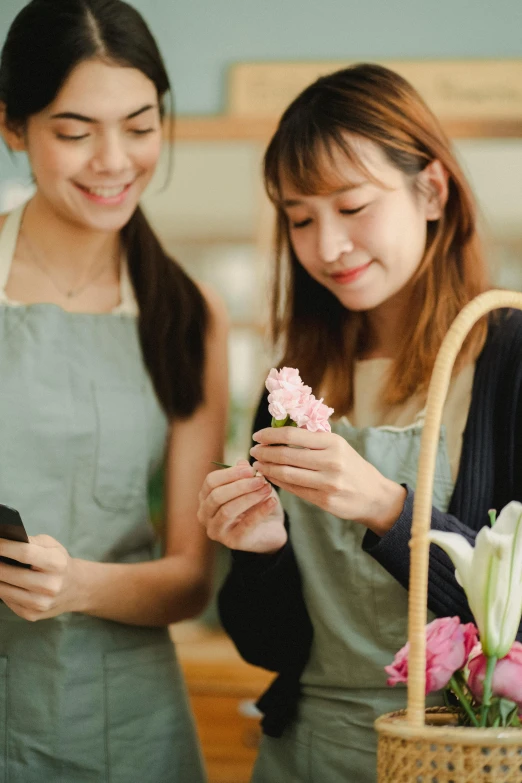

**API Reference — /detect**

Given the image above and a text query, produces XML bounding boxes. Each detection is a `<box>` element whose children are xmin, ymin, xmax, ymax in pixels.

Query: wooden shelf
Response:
<box><xmin>168</xmin><ymin>116</ymin><xmax>277</xmax><ymax>142</ymax></box>
<box><xmin>168</xmin><ymin>115</ymin><xmax>522</xmax><ymax>142</ymax></box>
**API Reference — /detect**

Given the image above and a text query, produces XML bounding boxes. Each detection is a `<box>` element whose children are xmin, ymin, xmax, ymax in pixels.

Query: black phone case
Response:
<box><xmin>0</xmin><ymin>504</ymin><xmax>31</xmax><ymax>568</ymax></box>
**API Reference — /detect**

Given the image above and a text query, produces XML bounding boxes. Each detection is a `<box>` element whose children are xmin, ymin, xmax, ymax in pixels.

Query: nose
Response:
<box><xmin>90</xmin><ymin>131</ymin><xmax>129</xmax><ymax>174</ymax></box>
<box><xmin>317</xmin><ymin>215</ymin><xmax>354</xmax><ymax>263</ymax></box>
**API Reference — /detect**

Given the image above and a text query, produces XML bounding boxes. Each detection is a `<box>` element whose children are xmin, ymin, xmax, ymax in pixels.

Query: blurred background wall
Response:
<box><xmin>1</xmin><ymin>0</ymin><xmax>521</xmax><ymax>119</ymax></box>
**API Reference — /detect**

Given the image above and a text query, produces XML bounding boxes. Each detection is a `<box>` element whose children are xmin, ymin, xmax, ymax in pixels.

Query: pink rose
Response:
<box><xmin>468</xmin><ymin>642</ymin><xmax>522</xmax><ymax>710</ymax></box>
<box><xmin>385</xmin><ymin>616</ymin><xmax>478</xmax><ymax>694</ymax></box>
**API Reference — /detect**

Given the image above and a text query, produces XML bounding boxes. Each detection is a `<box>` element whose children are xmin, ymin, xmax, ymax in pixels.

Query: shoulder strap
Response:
<box><xmin>0</xmin><ymin>204</ymin><xmax>25</xmax><ymax>293</ymax></box>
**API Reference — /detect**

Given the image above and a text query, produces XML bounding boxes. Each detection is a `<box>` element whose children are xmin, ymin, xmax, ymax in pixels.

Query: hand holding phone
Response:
<box><xmin>0</xmin><ymin>504</ymin><xmax>31</xmax><ymax>568</ymax></box>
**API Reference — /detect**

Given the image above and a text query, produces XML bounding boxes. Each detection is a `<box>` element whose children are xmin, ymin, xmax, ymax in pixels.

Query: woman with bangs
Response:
<box><xmin>198</xmin><ymin>63</ymin><xmax>522</xmax><ymax>782</ymax></box>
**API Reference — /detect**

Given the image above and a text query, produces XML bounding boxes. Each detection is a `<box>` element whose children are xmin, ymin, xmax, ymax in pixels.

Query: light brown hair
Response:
<box><xmin>264</xmin><ymin>63</ymin><xmax>490</xmax><ymax>414</ymax></box>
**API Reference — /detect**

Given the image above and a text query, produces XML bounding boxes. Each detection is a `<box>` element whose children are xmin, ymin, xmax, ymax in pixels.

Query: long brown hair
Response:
<box><xmin>0</xmin><ymin>0</ymin><xmax>208</xmax><ymax>418</ymax></box>
<box><xmin>264</xmin><ymin>63</ymin><xmax>490</xmax><ymax>414</ymax></box>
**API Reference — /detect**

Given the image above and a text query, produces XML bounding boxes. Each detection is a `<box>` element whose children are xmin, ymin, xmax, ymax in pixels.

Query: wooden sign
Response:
<box><xmin>229</xmin><ymin>60</ymin><xmax>522</xmax><ymax>124</ymax></box>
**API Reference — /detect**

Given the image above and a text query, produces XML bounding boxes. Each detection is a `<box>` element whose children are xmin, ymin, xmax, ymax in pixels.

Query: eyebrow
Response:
<box><xmin>49</xmin><ymin>104</ymin><xmax>157</xmax><ymax>123</ymax></box>
<box><xmin>281</xmin><ymin>183</ymin><xmax>366</xmax><ymax>207</ymax></box>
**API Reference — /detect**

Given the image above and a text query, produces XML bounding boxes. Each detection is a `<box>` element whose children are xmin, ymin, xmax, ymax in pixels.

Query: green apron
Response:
<box><xmin>0</xmin><ymin>205</ymin><xmax>206</xmax><ymax>783</ymax></box>
<box><xmin>252</xmin><ymin>415</ymin><xmax>454</xmax><ymax>783</ymax></box>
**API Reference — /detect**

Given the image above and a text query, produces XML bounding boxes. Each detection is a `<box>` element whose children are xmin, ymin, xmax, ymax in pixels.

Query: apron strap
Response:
<box><xmin>0</xmin><ymin>204</ymin><xmax>25</xmax><ymax>295</ymax></box>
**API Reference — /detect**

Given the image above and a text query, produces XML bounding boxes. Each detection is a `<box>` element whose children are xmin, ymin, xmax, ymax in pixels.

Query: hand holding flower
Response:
<box><xmin>250</xmin><ymin>425</ymin><xmax>406</xmax><ymax>533</ymax></box>
<box><xmin>197</xmin><ymin>460</ymin><xmax>286</xmax><ymax>553</ymax></box>
<box><xmin>251</xmin><ymin>367</ymin><xmax>406</xmax><ymax>532</ymax></box>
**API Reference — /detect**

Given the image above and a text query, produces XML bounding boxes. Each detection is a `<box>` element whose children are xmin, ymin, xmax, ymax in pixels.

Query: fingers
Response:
<box><xmin>198</xmin><ymin>460</ymin><xmax>255</xmax><ymax>505</ymax></box>
<box><xmin>250</xmin><ymin>443</ymin><xmax>320</xmax><ymax>469</ymax></box>
<box><xmin>0</xmin><ymin>581</ymin><xmax>58</xmax><ymax>615</ymax></box>
<box><xmin>252</xmin><ymin>461</ymin><xmax>324</xmax><ymax>490</ymax></box>
<box><xmin>202</xmin><ymin>474</ymin><xmax>269</xmax><ymax>518</ymax></box>
<box><xmin>0</xmin><ymin>561</ymin><xmax>63</xmax><ymax>595</ymax></box>
<box><xmin>209</xmin><ymin>496</ymin><xmax>286</xmax><ymax>553</ymax></box>
<box><xmin>0</xmin><ymin>538</ymin><xmax>66</xmax><ymax>572</ymax></box>
<box><xmin>204</xmin><ymin>483</ymin><xmax>275</xmax><ymax>541</ymax></box>
<box><xmin>269</xmin><ymin>480</ymin><xmax>319</xmax><ymax>505</ymax></box>
<box><xmin>252</xmin><ymin>426</ymin><xmax>330</xmax><ymax>449</ymax></box>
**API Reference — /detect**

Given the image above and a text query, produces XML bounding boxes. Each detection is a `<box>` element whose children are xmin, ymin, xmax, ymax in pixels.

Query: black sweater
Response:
<box><xmin>218</xmin><ymin>309</ymin><xmax>522</xmax><ymax>737</ymax></box>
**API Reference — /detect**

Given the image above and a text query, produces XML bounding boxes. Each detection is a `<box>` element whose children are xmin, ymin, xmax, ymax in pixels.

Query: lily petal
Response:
<box><xmin>428</xmin><ymin>531</ymin><xmax>474</xmax><ymax>590</ymax></box>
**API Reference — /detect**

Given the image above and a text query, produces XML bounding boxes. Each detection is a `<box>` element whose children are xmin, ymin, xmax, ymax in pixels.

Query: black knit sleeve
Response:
<box><xmin>217</xmin><ymin>389</ymin><xmax>313</xmax><ymax>673</ymax></box>
<box><xmin>362</xmin><ymin>488</ymin><xmax>478</xmax><ymax>623</ymax></box>
<box><xmin>363</xmin><ymin>310</ymin><xmax>522</xmax><ymax>642</ymax></box>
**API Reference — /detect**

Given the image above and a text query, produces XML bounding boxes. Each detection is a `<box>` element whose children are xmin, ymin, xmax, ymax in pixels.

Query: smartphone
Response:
<box><xmin>0</xmin><ymin>503</ymin><xmax>31</xmax><ymax>568</ymax></box>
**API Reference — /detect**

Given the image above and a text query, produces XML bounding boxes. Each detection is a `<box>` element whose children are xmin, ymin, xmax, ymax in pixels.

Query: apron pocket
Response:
<box><xmin>103</xmin><ymin>643</ymin><xmax>204</xmax><ymax>783</ymax></box>
<box><xmin>93</xmin><ymin>386</ymin><xmax>149</xmax><ymax>512</ymax></box>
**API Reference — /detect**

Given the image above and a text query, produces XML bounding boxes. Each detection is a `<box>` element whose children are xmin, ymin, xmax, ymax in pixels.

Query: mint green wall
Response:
<box><xmin>1</xmin><ymin>0</ymin><xmax>521</xmax><ymax>180</ymax></box>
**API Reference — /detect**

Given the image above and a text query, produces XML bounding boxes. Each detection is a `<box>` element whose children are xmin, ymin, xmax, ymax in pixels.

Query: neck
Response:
<box><xmin>363</xmin><ymin>287</ymin><xmax>412</xmax><ymax>359</ymax></box>
<box><xmin>21</xmin><ymin>194</ymin><xmax>121</xmax><ymax>277</ymax></box>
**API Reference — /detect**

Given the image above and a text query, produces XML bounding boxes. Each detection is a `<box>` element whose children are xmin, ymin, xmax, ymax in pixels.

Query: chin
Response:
<box><xmin>78</xmin><ymin>204</ymin><xmax>139</xmax><ymax>233</ymax></box>
<box><xmin>338</xmin><ymin>293</ymin><xmax>384</xmax><ymax>312</ymax></box>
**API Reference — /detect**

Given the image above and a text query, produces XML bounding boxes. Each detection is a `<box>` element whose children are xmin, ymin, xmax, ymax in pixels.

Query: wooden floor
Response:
<box><xmin>171</xmin><ymin>622</ymin><xmax>273</xmax><ymax>783</ymax></box>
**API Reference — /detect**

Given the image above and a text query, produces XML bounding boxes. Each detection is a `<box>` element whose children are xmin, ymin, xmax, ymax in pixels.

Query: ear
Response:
<box><xmin>0</xmin><ymin>103</ymin><xmax>26</xmax><ymax>152</ymax></box>
<box><xmin>419</xmin><ymin>159</ymin><xmax>449</xmax><ymax>221</ymax></box>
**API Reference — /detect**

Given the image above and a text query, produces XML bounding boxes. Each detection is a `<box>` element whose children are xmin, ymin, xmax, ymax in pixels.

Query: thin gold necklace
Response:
<box><xmin>20</xmin><ymin>229</ymin><xmax>120</xmax><ymax>299</ymax></box>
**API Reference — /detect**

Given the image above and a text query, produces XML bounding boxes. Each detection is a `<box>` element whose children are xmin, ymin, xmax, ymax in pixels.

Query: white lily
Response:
<box><xmin>428</xmin><ymin>501</ymin><xmax>522</xmax><ymax>658</ymax></box>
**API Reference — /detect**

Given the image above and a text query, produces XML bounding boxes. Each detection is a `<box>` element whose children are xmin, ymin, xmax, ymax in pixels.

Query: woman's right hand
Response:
<box><xmin>198</xmin><ymin>459</ymin><xmax>287</xmax><ymax>553</ymax></box>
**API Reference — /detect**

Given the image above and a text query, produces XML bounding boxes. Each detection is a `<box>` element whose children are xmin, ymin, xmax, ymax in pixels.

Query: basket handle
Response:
<box><xmin>407</xmin><ymin>289</ymin><xmax>522</xmax><ymax>726</ymax></box>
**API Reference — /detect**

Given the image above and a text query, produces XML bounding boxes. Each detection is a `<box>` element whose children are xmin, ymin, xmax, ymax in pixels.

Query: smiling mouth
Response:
<box><xmin>331</xmin><ymin>261</ymin><xmax>372</xmax><ymax>282</ymax></box>
<box><xmin>75</xmin><ymin>182</ymin><xmax>134</xmax><ymax>198</ymax></box>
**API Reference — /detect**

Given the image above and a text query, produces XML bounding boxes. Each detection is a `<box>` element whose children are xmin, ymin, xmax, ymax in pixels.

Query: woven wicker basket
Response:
<box><xmin>375</xmin><ymin>290</ymin><xmax>522</xmax><ymax>783</ymax></box>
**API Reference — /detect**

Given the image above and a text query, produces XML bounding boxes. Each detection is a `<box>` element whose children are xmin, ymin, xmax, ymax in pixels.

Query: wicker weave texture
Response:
<box><xmin>378</xmin><ymin>735</ymin><xmax>522</xmax><ymax>783</ymax></box>
<box><xmin>377</xmin><ymin>711</ymin><xmax>522</xmax><ymax>783</ymax></box>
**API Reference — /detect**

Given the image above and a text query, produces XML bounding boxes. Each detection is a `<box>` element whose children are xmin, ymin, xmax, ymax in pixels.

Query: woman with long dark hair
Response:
<box><xmin>199</xmin><ymin>64</ymin><xmax>522</xmax><ymax>782</ymax></box>
<box><xmin>0</xmin><ymin>1</ymin><xmax>227</xmax><ymax>780</ymax></box>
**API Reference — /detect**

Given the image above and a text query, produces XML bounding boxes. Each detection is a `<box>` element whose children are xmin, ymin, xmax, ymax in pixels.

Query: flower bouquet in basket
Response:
<box><xmin>385</xmin><ymin>502</ymin><xmax>522</xmax><ymax>730</ymax></box>
<box><xmin>375</xmin><ymin>290</ymin><xmax>522</xmax><ymax>783</ymax></box>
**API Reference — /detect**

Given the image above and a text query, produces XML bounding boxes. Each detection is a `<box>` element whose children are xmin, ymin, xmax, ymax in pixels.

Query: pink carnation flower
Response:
<box><xmin>267</xmin><ymin>386</ymin><xmax>307</xmax><ymax>420</ymax></box>
<box><xmin>265</xmin><ymin>367</ymin><xmax>310</xmax><ymax>395</ymax></box>
<box><xmin>385</xmin><ymin>616</ymin><xmax>478</xmax><ymax>694</ymax></box>
<box><xmin>468</xmin><ymin>642</ymin><xmax>522</xmax><ymax>711</ymax></box>
<box><xmin>292</xmin><ymin>395</ymin><xmax>334</xmax><ymax>432</ymax></box>
<box><xmin>265</xmin><ymin>367</ymin><xmax>334</xmax><ymax>432</ymax></box>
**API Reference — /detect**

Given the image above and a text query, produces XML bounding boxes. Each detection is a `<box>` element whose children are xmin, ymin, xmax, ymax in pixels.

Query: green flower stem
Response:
<box><xmin>480</xmin><ymin>655</ymin><xmax>498</xmax><ymax>727</ymax></box>
<box><xmin>271</xmin><ymin>415</ymin><xmax>290</xmax><ymax>428</ymax></box>
<box><xmin>449</xmin><ymin>675</ymin><xmax>480</xmax><ymax>727</ymax></box>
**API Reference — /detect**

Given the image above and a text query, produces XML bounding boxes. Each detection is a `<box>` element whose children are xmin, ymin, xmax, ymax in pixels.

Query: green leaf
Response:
<box><xmin>486</xmin><ymin>697</ymin><xmax>520</xmax><ymax>727</ymax></box>
<box><xmin>271</xmin><ymin>415</ymin><xmax>289</xmax><ymax>428</ymax></box>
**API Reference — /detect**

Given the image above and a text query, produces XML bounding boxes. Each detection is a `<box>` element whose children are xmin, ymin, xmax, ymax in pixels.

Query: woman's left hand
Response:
<box><xmin>250</xmin><ymin>426</ymin><xmax>407</xmax><ymax>535</ymax></box>
<box><xmin>0</xmin><ymin>535</ymin><xmax>80</xmax><ymax>621</ymax></box>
